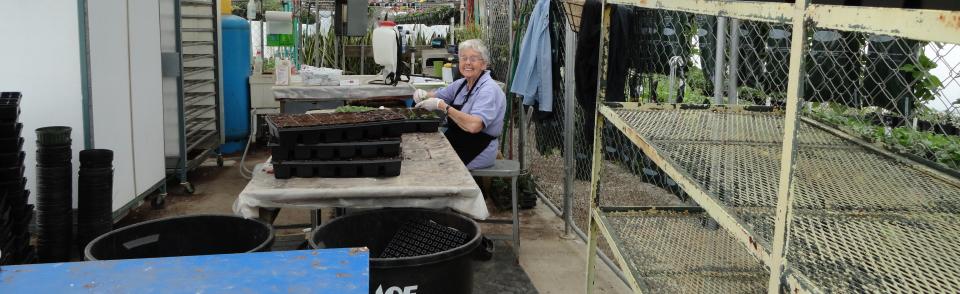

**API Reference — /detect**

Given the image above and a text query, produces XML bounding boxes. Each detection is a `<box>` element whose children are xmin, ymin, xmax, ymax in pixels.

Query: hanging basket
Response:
<box><xmin>562</xmin><ymin>0</ymin><xmax>584</xmax><ymax>33</ymax></box>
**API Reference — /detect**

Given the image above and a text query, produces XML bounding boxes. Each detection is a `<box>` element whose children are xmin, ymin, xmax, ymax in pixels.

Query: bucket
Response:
<box><xmin>309</xmin><ymin>208</ymin><xmax>482</xmax><ymax>294</ymax></box>
<box><xmin>84</xmin><ymin>214</ymin><xmax>274</xmax><ymax>261</ymax></box>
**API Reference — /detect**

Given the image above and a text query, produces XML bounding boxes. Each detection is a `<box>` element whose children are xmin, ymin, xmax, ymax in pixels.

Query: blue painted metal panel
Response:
<box><xmin>0</xmin><ymin>248</ymin><xmax>369</xmax><ymax>293</ymax></box>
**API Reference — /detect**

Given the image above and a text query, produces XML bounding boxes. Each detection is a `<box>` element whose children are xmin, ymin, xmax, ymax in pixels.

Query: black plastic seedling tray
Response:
<box><xmin>272</xmin><ymin>157</ymin><xmax>402</xmax><ymax>179</ymax></box>
<box><xmin>0</xmin><ymin>92</ymin><xmax>21</xmax><ymax>122</ymax></box>
<box><xmin>0</xmin><ymin>137</ymin><xmax>23</xmax><ymax>153</ymax></box>
<box><xmin>0</xmin><ymin>123</ymin><xmax>22</xmax><ymax>139</ymax></box>
<box><xmin>401</xmin><ymin>120</ymin><xmax>441</xmax><ymax>133</ymax></box>
<box><xmin>0</xmin><ymin>165</ymin><xmax>23</xmax><ymax>180</ymax></box>
<box><xmin>270</xmin><ymin>120</ymin><xmax>406</xmax><ymax>145</ymax></box>
<box><xmin>0</xmin><ymin>151</ymin><xmax>24</xmax><ymax>167</ymax></box>
<box><xmin>267</xmin><ymin>111</ymin><xmax>407</xmax><ymax>144</ymax></box>
<box><xmin>393</xmin><ymin>108</ymin><xmax>441</xmax><ymax>133</ymax></box>
<box><xmin>270</xmin><ymin>138</ymin><xmax>401</xmax><ymax>161</ymax></box>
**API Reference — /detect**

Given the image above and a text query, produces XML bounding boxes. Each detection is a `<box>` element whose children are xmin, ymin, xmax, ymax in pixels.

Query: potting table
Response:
<box><xmin>0</xmin><ymin>248</ymin><xmax>369</xmax><ymax>293</ymax></box>
<box><xmin>233</xmin><ymin>132</ymin><xmax>489</xmax><ymax>220</ymax></box>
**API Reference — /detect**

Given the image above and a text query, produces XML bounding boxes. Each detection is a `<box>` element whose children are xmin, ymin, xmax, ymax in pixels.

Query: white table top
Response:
<box><xmin>233</xmin><ymin>132</ymin><xmax>489</xmax><ymax>219</ymax></box>
<box><xmin>273</xmin><ymin>75</ymin><xmax>417</xmax><ymax>100</ymax></box>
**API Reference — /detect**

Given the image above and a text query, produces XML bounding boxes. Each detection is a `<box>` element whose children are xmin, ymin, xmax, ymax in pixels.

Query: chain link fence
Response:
<box><xmin>565</xmin><ymin>3</ymin><xmax>960</xmax><ymax>292</ymax></box>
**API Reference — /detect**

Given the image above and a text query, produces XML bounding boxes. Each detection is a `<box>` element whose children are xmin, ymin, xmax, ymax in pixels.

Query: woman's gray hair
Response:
<box><xmin>458</xmin><ymin>39</ymin><xmax>491</xmax><ymax>64</ymax></box>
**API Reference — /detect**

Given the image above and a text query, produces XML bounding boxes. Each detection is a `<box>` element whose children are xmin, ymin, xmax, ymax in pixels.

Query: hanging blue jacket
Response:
<box><xmin>509</xmin><ymin>0</ymin><xmax>553</xmax><ymax>112</ymax></box>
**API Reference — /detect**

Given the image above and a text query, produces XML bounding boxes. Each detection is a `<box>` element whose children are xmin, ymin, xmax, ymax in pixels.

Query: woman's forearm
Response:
<box><xmin>440</xmin><ymin>100</ymin><xmax>484</xmax><ymax>133</ymax></box>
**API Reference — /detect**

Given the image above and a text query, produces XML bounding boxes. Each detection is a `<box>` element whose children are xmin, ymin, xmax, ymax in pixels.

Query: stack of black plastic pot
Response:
<box><xmin>0</xmin><ymin>92</ymin><xmax>34</xmax><ymax>265</ymax></box>
<box><xmin>266</xmin><ymin>109</ymin><xmax>440</xmax><ymax>179</ymax></box>
<box><xmin>76</xmin><ymin>149</ymin><xmax>113</xmax><ymax>251</ymax></box>
<box><xmin>35</xmin><ymin>126</ymin><xmax>73</xmax><ymax>263</ymax></box>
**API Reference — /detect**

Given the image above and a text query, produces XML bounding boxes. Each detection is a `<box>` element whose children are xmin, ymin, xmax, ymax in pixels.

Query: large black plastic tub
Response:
<box><xmin>270</xmin><ymin>139</ymin><xmax>401</xmax><ymax>161</ymax></box>
<box><xmin>272</xmin><ymin>157</ymin><xmax>402</xmax><ymax>179</ymax></box>
<box><xmin>309</xmin><ymin>208</ymin><xmax>482</xmax><ymax>294</ymax></box>
<box><xmin>84</xmin><ymin>214</ymin><xmax>275</xmax><ymax>261</ymax></box>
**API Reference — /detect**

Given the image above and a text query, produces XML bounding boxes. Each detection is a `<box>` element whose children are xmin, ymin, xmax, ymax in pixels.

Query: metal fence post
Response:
<box><xmin>563</xmin><ymin>21</ymin><xmax>577</xmax><ymax>238</ymax></box>
<box><xmin>713</xmin><ymin>17</ymin><xmax>727</xmax><ymax>104</ymax></box>
<box><xmin>727</xmin><ymin>18</ymin><xmax>741</xmax><ymax>105</ymax></box>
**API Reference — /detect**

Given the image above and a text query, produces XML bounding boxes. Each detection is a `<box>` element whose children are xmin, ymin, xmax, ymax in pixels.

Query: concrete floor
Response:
<box><xmin>118</xmin><ymin>146</ymin><xmax>630</xmax><ymax>294</ymax></box>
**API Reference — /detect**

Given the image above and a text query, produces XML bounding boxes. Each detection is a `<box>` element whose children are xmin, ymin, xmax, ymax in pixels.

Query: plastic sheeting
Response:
<box><xmin>233</xmin><ymin>132</ymin><xmax>489</xmax><ymax>219</ymax></box>
<box><xmin>273</xmin><ymin>75</ymin><xmax>417</xmax><ymax>100</ymax></box>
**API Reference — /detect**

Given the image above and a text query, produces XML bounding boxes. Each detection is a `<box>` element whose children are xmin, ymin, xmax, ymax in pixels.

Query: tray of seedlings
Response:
<box><xmin>272</xmin><ymin>154</ymin><xmax>402</xmax><ymax>179</ymax></box>
<box><xmin>269</xmin><ymin>138</ymin><xmax>401</xmax><ymax>161</ymax></box>
<box><xmin>266</xmin><ymin>109</ymin><xmax>407</xmax><ymax>145</ymax></box>
<box><xmin>392</xmin><ymin>108</ymin><xmax>442</xmax><ymax>133</ymax></box>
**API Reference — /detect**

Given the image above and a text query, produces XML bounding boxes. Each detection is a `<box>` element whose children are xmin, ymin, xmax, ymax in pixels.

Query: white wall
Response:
<box><xmin>0</xmin><ymin>1</ymin><xmax>85</xmax><ymax>205</ymax></box>
<box><xmin>0</xmin><ymin>1</ymin><xmax>166</xmax><ymax>211</ymax></box>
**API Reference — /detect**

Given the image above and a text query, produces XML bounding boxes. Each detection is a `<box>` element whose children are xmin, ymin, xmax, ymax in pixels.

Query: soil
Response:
<box><xmin>268</xmin><ymin>109</ymin><xmax>405</xmax><ymax>128</ymax></box>
<box><xmin>394</xmin><ymin>108</ymin><xmax>440</xmax><ymax>120</ymax></box>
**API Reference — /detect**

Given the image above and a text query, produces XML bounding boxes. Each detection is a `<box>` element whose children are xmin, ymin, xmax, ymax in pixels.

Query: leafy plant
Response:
<box><xmin>335</xmin><ymin>105</ymin><xmax>377</xmax><ymax>113</ymax></box>
<box><xmin>900</xmin><ymin>53</ymin><xmax>943</xmax><ymax>104</ymax></box>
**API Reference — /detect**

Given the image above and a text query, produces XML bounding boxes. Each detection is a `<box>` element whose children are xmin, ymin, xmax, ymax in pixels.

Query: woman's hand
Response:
<box><xmin>413</xmin><ymin>89</ymin><xmax>431</xmax><ymax>103</ymax></box>
<box><xmin>415</xmin><ymin>98</ymin><xmax>445</xmax><ymax>112</ymax></box>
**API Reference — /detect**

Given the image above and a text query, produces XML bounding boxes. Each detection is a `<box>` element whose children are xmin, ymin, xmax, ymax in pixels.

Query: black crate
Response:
<box><xmin>270</xmin><ymin>139</ymin><xmax>401</xmax><ymax>161</ymax></box>
<box><xmin>273</xmin><ymin>157</ymin><xmax>402</xmax><ymax>179</ymax></box>
<box><xmin>380</xmin><ymin>217</ymin><xmax>470</xmax><ymax>258</ymax></box>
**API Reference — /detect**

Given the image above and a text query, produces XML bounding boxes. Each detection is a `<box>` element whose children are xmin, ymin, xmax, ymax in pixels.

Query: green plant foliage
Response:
<box><xmin>649</xmin><ymin>74</ymin><xmax>711</xmax><ymax>104</ymax></box>
<box><xmin>900</xmin><ymin>53</ymin><xmax>943</xmax><ymax>104</ymax></box>
<box><xmin>394</xmin><ymin>6</ymin><xmax>459</xmax><ymax>26</ymax></box>
<box><xmin>335</xmin><ymin>105</ymin><xmax>377</xmax><ymax>113</ymax></box>
<box><xmin>806</xmin><ymin>103</ymin><xmax>960</xmax><ymax>170</ymax></box>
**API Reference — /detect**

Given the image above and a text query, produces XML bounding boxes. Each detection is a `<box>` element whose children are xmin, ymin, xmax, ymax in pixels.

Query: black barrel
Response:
<box><xmin>764</xmin><ymin>24</ymin><xmax>792</xmax><ymax>99</ymax></box>
<box><xmin>310</xmin><ymin>208</ymin><xmax>482</xmax><ymax>294</ymax></box>
<box><xmin>695</xmin><ymin>15</ymin><xmax>718</xmax><ymax>96</ymax></box>
<box><xmin>804</xmin><ymin>30</ymin><xmax>863</xmax><ymax>106</ymax></box>
<box><xmin>862</xmin><ymin>35</ymin><xmax>921</xmax><ymax>116</ymax></box>
<box><xmin>77</xmin><ymin>149</ymin><xmax>114</xmax><ymax>250</ymax></box>
<box><xmin>84</xmin><ymin>214</ymin><xmax>275</xmax><ymax>261</ymax></box>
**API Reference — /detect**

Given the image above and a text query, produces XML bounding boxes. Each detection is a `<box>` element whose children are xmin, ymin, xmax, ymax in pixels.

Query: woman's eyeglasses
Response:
<box><xmin>460</xmin><ymin>56</ymin><xmax>484</xmax><ymax>63</ymax></box>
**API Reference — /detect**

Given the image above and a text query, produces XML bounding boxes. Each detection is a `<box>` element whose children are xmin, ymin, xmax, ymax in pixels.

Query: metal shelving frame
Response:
<box><xmin>168</xmin><ymin>0</ymin><xmax>225</xmax><ymax>194</ymax></box>
<box><xmin>584</xmin><ymin>1</ymin><xmax>960</xmax><ymax>293</ymax></box>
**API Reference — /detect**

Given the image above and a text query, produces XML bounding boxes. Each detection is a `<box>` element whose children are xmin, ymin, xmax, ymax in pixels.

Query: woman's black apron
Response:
<box><xmin>445</xmin><ymin>72</ymin><xmax>497</xmax><ymax>165</ymax></box>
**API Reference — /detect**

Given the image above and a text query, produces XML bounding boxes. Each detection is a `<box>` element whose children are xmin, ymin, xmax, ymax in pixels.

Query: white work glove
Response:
<box><xmin>415</xmin><ymin>98</ymin><xmax>444</xmax><ymax>112</ymax></box>
<box><xmin>413</xmin><ymin>89</ymin><xmax>429</xmax><ymax>103</ymax></box>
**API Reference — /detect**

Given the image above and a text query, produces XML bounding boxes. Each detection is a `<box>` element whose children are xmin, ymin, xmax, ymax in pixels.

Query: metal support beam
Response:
<box><xmin>586</xmin><ymin>2</ymin><xmax>611</xmax><ymax>293</ymax></box>
<box><xmin>807</xmin><ymin>5</ymin><xmax>960</xmax><ymax>44</ymax></box>
<box><xmin>727</xmin><ymin>18</ymin><xmax>741</xmax><ymax>105</ymax></box>
<box><xmin>768</xmin><ymin>0</ymin><xmax>811</xmax><ymax>292</ymax></box>
<box><xmin>607</xmin><ymin>0</ymin><xmax>794</xmax><ymax>24</ymax></box>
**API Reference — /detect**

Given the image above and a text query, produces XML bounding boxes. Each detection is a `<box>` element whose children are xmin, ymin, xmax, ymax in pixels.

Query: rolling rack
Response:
<box><xmin>584</xmin><ymin>1</ymin><xmax>960</xmax><ymax>293</ymax></box>
<box><xmin>167</xmin><ymin>0</ymin><xmax>225</xmax><ymax>196</ymax></box>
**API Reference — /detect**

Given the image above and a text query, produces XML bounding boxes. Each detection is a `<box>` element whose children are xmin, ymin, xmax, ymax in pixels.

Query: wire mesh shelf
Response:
<box><xmin>601</xmin><ymin>104</ymin><xmax>960</xmax><ymax>292</ymax></box>
<box><xmin>598</xmin><ymin>208</ymin><xmax>767</xmax><ymax>293</ymax></box>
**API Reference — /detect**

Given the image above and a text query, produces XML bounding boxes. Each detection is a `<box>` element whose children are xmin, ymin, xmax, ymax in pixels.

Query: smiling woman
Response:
<box><xmin>413</xmin><ymin>39</ymin><xmax>506</xmax><ymax>170</ymax></box>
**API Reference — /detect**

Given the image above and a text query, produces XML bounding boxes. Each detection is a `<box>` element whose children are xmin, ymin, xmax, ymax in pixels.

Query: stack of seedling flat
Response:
<box><xmin>265</xmin><ymin>108</ymin><xmax>442</xmax><ymax>179</ymax></box>
<box><xmin>0</xmin><ymin>92</ymin><xmax>34</xmax><ymax>265</ymax></box>
<box><xmin>266</xmin><ymin>109</ymin><xmax>403</xmax><ymax>179</ymax></box>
